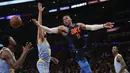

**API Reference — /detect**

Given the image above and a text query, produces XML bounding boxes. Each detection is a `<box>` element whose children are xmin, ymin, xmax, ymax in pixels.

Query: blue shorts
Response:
<box><xmin>37</xmin><ymin>59</ymin><xmax>50</xmax><ymax>73</ymax></box>
<box><xmin>78</xmin><ymin>60</ymin><xmax>92</xmax><ymax>73</ymax></box>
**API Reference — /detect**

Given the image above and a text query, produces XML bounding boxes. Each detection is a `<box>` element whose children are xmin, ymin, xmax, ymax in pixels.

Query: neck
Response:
<box><xmin>114</xmin><ymin>53</ymin><xmax>118</xmax><ymax>57</ymax></box>
<box><xmin>68</xmin><ymin>22</ymin><xmax>73</xmax><ymax>28</ymax></box>
<box><xmin>7</xmin><ymin>46</ymin><xmax>14</xmax><ymax>53</ymax></box>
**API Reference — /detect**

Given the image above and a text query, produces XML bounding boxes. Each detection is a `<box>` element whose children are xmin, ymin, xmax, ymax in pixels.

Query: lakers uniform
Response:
<box><xmin>0</xmin><ymin>48</ymin><xmax>15</xmax><ymax>73</ymax></box>
<box><xmin>37</xmin><ymin>39</ymin><xmax>51</xmax><ymax>73</ymax></box>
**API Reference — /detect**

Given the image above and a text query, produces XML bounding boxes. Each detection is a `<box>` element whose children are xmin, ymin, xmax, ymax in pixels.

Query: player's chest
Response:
<box><xmin>69</xmin><ymin>27</ymin><xmax>82</xmax><ymax>39</ymax></box>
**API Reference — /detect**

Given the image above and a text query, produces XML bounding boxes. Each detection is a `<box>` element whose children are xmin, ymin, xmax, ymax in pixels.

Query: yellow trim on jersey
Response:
<box><xmin>48</xmin><ymin>48</ymin><xmax>51</xmax><ymax>56</ymax></box>
<box><xmin>45</xmin><ymin>41</ymin><xmax>51</xmax><ymax>56</ymax></box>
<box><xmin>10</xmin><ymin>68</ymin><xmax>15</xmax><ymax>73</ymax></box>
<box><xmin>45</xmin><ymin>41</ymin><xmax>50</xmax><ymax>47</ymax></box>
<box><xmin>38</xmin><ymin>58</ymin><xmax>46</xmax><ymax>73</ymax></box>
<box><xmin>38</xmin><ymin>58</ymin><xmax>45</xmax><ymax>63</ymax></box>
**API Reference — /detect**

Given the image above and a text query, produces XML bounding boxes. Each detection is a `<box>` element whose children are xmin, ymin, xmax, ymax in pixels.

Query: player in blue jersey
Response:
<box><xmin>34</xmin><ymin>3</ymin><xmax>59</xmax><ymax>73</ymax></box>
<box><xmin>0</xmin><ymin>35</ymin><xmax>32</xmax><ymax>73</ymax></box>
<box><xmin>33</xmin><ymin>5</ymin><xmax>114</xmax><ymax>73</ymax></box>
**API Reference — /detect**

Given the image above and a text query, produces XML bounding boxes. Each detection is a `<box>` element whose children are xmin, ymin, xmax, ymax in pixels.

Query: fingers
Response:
<box><xmin>104</xmin><ymin>22</ymin><xmax>114</xmax><ymax>29</ymax></box>
<box><xmin>38</xmin><ymin>2</ymin><xmax>45</xmax><ymax>12</ymax></box>
<box><xmin>42</xmin><ymin>7</ymin><xmax>45</xmax><ymax>11</ymax></box>
<box><xmin>22</xmin><ymin>46</ymin><xmax>25</xmax><ymax>49</ymax></box>
<box><xmin>38</xmin><ymin>2</ymin><xmax>42</xmax><ymax>7</ymax></box>
<box><xmin>28</xmin><ymin>47</ymin><xmax>33</xmax><ymax>51</ymax></box>
<box><xmin>56</xmin><ymin>61</ymin><xmax>59</xmax><ymax>64</ymax></box>
<box><xmin>111</xmin><ymin>24</ymin><xmax>114</xmax><ymax>28</ymax></box>
<box><xmin>30</xmin><ymin>47</ymin><xmax>34</xmax><ymax>50</ymax></box>
<box><xmin>25</xmin><ymin>42</ymin><xmax>32</xmax><ymax>48</ymax></box>
<box><xmin>28</xmin><ymin>42</ymin><xmax>32</xmax><ymax>47</ymax></box>
<box><xmin>57</xmin><ymin>60</ymin><xmax>59</xmax><ymax>64</ymax></box>
<box><xmin>109</xmin><ymin>22</ymin><xmax>114</xmax><ymax>28</ymax></box>
<box><xmin>111</xmin><ymin>22</ymin><xmax>115</xmax><ymax>24</ymax></box>
<box><xmin>32</xmin><ymin>19</ymin><xmax>37</xmax><ymax>22</ymax></box>
<box><xmin>26</xmin><ymin>42</ymin><xmax>29</xmax><ymax>46</ymax></box>
<box><xmin>28</xmin><ymin>42</ymin><xmax>32</xmax><ymax>48</ymax></box>
<box><xmin>32</xmin><ymin>19</ymin><xmax>38</xmax><ymax>24</ymax></box>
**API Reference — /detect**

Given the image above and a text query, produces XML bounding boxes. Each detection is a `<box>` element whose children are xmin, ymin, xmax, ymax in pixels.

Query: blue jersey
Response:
<box><xmin>0</xmin><ymin>48</ymin><xmax>14</xmax><ymax>73</ymax></box>
<box><xmin>37</xmin><ymin>39</ymin><xmax>51</xmax><ymax>62</ymax></box>
<box><xmin>0</xmin><ymin>59</ymin><xmax>10</xmax><ymax>73</ymax></box>
<box><xmin>65</xmin><ymin>24</ymin><xmax>85</xmax><ymax>48</ymax></box>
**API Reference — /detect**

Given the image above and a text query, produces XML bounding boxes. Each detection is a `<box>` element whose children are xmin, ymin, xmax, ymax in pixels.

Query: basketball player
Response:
<box><xmin>112</xmin><ymin>46</ymin><xmax>129</xmax><ymax>73</ymax></box>
<box><xmin>34</xmin><ymin>3</ymin><xmax>59</xmax><ymax>73</ymax></box>
<box><xmin>0</xmin><ymin>35</ymin><xmax>32</xmax><ymax>73</ymax></box>
<box><xmin>33</xmin><ymin>14</ymin><xmax>113</xmax><ymax>72</ymax></box>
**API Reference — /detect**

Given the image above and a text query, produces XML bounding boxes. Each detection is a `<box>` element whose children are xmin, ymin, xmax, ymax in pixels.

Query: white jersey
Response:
<box><xmin>114</xmin><ymin>54</ymin><xmax>129</xmax><ymax>73</ymax></box>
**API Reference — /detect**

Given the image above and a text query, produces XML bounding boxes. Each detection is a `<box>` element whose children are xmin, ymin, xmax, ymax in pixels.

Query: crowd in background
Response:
<box><xmin>15</xmin><ymin>47</ymin><xmax>130</xmax><ymax>73</ymax></box>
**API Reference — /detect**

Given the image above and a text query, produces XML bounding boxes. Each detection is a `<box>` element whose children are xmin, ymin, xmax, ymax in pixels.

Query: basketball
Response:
<box><xmin>10</xmin><ymin>16</ymin><xmax>22</xmax><ymax>28</ymax></box>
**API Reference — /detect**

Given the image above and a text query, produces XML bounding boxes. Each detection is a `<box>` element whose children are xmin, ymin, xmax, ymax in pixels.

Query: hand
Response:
<box><xmin>38</xmin><ymin>2</ymin><xmax>45</xmax><ymax>12</ymax></box>
<box><xmin>32</xmin><ymin>19</ymin><xmax>40</xmax><ymax>26</ymax></box>
<box><xmin>104</xmin><ymin>22</ymin><xmax>114</xmax><ymax>29</ymax></box>
<box><xmin>79</xmin><ymin>24</ymin><xmax>85</xmax><ymax>28</ymax></box>
<box><xmin>51</xmin><ymin>57</ymin><xmax>59</xmax><ymax>64</ymax></box>
<box><xmin>23</xmin><ymin>42</ymin><xmax>32</xmax><ymax>53</ymax></box>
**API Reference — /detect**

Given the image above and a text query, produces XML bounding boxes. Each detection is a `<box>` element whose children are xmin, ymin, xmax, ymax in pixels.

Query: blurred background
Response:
<box><xmin>0</xmin><ymin>0</ymin><xmax>130</xmax><ymax>73</ymax></box>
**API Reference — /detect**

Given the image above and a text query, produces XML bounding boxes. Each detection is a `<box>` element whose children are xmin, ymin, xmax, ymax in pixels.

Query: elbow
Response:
<box><xmin>90</xmin><ymin>29</ymin><xmax>95</xmax><ymax>31</ymax></box>
<box><xmin>47</xmin><ymin>30</ymin><xmax>53</xmax><ymax>34</ymax></box>
<box><xmin>85</xmin><ymin>26</ymin><xmax>96</xmax><ymax>31</ymax></box>
<box><xmin>13</xmin><ymin>66</ymin><xmax>19</xmax><ymax>69</ymax></box>
<box><xmin>84</xmin><ymin>25</ymin><xmax>96</xmax><ymax>31</ymax></box>
<box><xmin>123</xmin><ymin>64</ymin><xmax>127</xmax><ymax>68</ymax></box>
<box><xmin>89</xmin><ymin>27</ymin><xmax>96</xmax><ymax>31</ymax></box>
<box><xmin>12</xmin><ymin>65</ymin><xmax>20</xmax><ymax>69</ymax></box>
<box><xmin>49</xmin><ymin>28</ymin><xmax>58</xmax><ymax>34</ymax></box>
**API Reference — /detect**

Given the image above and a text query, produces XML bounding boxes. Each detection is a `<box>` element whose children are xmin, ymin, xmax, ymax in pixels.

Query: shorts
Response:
<box><xmin>37</xmin><ymin>59</ymin><xmax>50</xmax><ymax>73</ymax></box>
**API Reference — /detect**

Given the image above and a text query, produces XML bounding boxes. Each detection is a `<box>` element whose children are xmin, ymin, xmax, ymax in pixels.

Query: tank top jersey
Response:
<box><xmin>114</xmin><ymin>54</ymin><xmax>129</xmax><ymax>73</ymax></box>
<box><xmin>65</xmin><ymin>24</ymin><xmax>85</xmax><ymax>49</ymax></box>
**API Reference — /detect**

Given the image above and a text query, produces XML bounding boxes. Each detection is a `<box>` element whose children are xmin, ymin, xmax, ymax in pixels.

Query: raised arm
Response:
<box><xmin>33</xmin><ymin>3</ymin><xmax>67</xmax><ymax>35</ymax></box>
<box><xmin>117</xmin><ymin>55</ymin><xmax>127</xmax><ymax>73</ymax></box>
<box><xmin>37</xmin><ymin>3</ymin><xmax>45</xmax><ymax>44</ymax></box>
<box><xmin>38</xmin><ymin>3</ymin><xmax>44</xmax><ymax>26</ymax></box>
<box><xmin>77</xmin><ymin>22</ymin><xmax>114</xmax><ymax>31</ymax></box>
<box><xmin>1</xmin><ymin>43</ymin><xmax>32</xmax><ymax>69</ymax></box>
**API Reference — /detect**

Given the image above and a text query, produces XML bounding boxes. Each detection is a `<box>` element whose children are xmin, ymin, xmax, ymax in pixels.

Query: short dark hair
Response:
<box><xmin>63</xmin><ymin>15</ymin><xmax>72</xmax><ymax>21</ymax></box>
<box><xmin>63</xmin><ymin>15</ymin><xmax>71</xmax><ymax>18</ymax></box>
<box><xmin>0</xmin><ymin>35</ymin><xmax>10</xmax><ymax>47</ymax></box>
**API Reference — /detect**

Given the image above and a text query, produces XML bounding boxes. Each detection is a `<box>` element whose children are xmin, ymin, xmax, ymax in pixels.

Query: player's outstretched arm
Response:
<box><xmin>77</xmin><ymin>22</ymin><xmax>114</xmax><ymax>31</ymax></box>
<box><xmin>33</xmin><ymin>19</ymin><xmax>59</xmax><ymax>34</ymax></box>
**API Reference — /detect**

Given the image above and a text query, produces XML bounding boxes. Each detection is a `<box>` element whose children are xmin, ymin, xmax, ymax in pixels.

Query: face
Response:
<box><xmin>9</xmin><ymin>37</ymin><xmax>17</xmax><ymax>49</ymax></box>
<box><xmin>112</xmin><ymin>46</ymin><xmax>118</xmax><ymax>55</ymax></box>
<box><xmin>63</xmin><ymin>16</ymin><xmax>72</xmax><ymax>26</ymax></box>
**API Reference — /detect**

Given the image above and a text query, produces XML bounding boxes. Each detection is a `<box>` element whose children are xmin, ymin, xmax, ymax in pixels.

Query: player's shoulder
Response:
<box><xmin>58</xmin><ymin>25</ymin><xmax>66</xmax><ymax>29</ymax></box>
<box><xmin>117</xmin><ymin>54</ymin><xmax>122</xmax><ymax>57</ymax></box>
<box><xmin>3</xmin><ymin>47</ymin><xmax>11</xmax><ymax>51</ymax></box>
<box><xmin>1</xmin><ymin>47</ymin><xmax>12</xmax><ymax>59</ymax></box>
<box><xmin>2</xmin><ymin>47</ymin><xmax>12</xmax><ymax>55</ymax></box>
<box><xmin>117</xmin><ymin>54</ymin><xmax>123</xmax><ymax>61</ymax></box>
<box><xmin>58</xmin><ymin>25</ymin><xmax>65</xmax><ymax>27</ymax></box>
